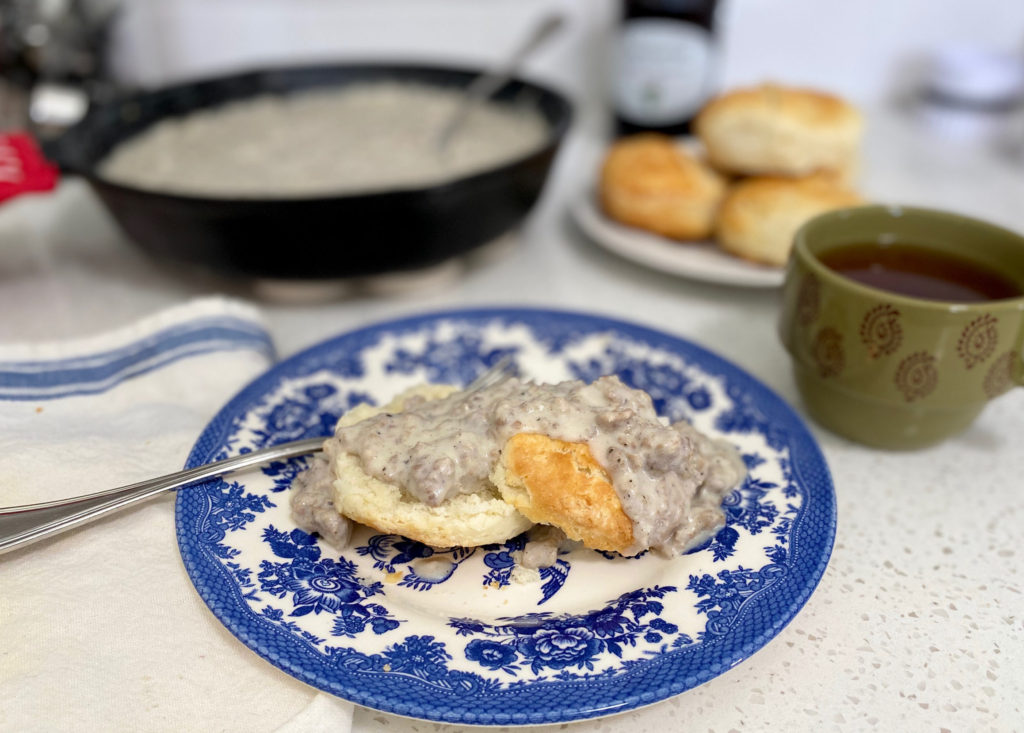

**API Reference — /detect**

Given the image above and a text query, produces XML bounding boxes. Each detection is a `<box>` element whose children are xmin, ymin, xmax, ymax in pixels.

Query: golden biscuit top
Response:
<box><xmin>498</xmin><ymin>433</ymin><xmax>635</xmax><ymax>555</ymax></box>
<box><xmin>695</xmin><ymin>83</ymin><xmax>862</xmax><ymax>134</ymax></box>
<box><xmin>601</xmin><ymin>133</ymin><xmax>725</xmax><ymax>197</ymax></box>
<box><xmin>721</xmin><ymin>174</ymin><xmax>863</xmax><ymax>216</ymax></box>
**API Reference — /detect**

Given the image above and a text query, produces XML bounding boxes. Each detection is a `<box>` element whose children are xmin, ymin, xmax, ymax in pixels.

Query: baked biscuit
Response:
<box><xmin>491</xmin><ymin>432</ymin><xmax>635</xmax><ymax>555</ymax></box>
<box><xmin>599</xmin><ymin>132</ymin><xmax>727</xmax><ymax>240</ymax></box>
<box><xmin>694</xmin><ymin>83</ymin><xmax>863</xmax><ymax>178</ymax></box>
<box><xmin>330</xmin><ymin>385</ymin><xmax>534</xmax><ymax>548</ymax></box>
<box><xmin>715</xmin><ymin>175</ymin><xmax>863</xmax><ymax>267</ymax></box>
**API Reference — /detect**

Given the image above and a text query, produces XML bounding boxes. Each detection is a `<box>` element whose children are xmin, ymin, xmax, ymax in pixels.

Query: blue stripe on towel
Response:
<box><xmin>0</xmin><ymin>316</ymin><xmax>275</xmax><ymax>401</ymax></box>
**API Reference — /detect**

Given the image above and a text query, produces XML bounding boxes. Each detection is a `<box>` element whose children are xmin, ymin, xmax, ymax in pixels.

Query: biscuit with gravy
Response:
<box><xmin>330</xmin><ymin>385</ymin><xmax>534</xmax><ymax>548</ymax></box>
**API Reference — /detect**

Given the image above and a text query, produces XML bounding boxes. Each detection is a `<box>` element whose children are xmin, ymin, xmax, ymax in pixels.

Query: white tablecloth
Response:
<box><xmin>0</xmin><ymin>298</ymin><xmax>360</xmax><ymax>731</ymax></box>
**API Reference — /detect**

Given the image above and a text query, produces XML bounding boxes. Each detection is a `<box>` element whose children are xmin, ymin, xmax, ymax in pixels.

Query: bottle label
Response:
<box><xmin>614</xmin><ymin>18</ymin><xmax>713</xmax><ymax>126</ymax></box>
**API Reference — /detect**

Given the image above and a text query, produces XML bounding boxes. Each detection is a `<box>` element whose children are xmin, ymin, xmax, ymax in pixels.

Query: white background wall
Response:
<box><xmin>107</xmin><ymin>0</ymin><xmax>1024</xmax><ymax>107</ymax></box>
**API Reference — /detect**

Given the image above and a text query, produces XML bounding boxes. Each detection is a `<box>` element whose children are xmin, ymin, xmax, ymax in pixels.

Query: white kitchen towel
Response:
<box><xmin>0</xmin><ymin>297</ymin><xmax>354</xmax><ymax>733</ymax></box>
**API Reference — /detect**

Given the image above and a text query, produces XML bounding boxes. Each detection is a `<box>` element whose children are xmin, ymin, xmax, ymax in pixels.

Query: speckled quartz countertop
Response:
<box><xmin>1</xmin><ymin>91</ymin><xmax>1022</xmax><ymax>732</ymax></box>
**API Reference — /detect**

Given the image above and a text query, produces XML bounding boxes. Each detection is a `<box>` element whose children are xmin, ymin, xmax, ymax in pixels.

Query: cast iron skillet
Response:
<box><xmin>42</xmin><ymin>63</ymin><xmax>572</xmax><ymax>280</ymax></box>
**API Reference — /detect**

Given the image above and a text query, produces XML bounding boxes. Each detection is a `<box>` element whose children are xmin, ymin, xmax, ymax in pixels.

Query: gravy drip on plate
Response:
<box><xmin>325</xmin><ymin>376</ymin><xmax>745</xmax><ymax>556</ymax></box>
<box><xmin>290</xmin><ymin>454</ymin><xmax>353</xmax><ymax>550</ymax></box>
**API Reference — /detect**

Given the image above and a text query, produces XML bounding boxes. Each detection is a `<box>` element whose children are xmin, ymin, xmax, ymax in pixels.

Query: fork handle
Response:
<box><xmin>0</xmin><ymin>436</ymin><xmax>325</xmax><ymax>556</ymax></box>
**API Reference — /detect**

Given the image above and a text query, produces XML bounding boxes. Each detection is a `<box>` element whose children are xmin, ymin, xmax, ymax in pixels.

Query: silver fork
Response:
<box><xmin>0</xmin><ymin>356</ymin><xmax>516</xmax><ymax>556</ymax></box>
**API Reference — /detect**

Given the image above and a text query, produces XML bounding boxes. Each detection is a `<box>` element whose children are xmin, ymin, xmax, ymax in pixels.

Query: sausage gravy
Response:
<box><xmin>291</xmin><ymin>376</ymin><xmax>745</xmax><ymax>557</ymax></box>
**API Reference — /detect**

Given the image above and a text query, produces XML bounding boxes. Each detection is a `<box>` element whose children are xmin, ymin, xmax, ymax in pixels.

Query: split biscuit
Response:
<box><xmin>599</xmin><ymin>132</ymin><xmax>727</xmax><ymax>240</ymax></box>
<box><xmin>715</xmin><ymin>175</ymin><xmax>864</xmax><ymax>267</ymax></box>
<box><xmin>331</xmin><ymin>385</ymin><xmax>534</xmax><ymax>548</ymax></box>
<box><xmin>492</xmin><ymin>432</ymin><xmax>635</xmax><ymax>555</ymax></box>
<box><xmin>694</xmin><ymin>83</ymin><xmax>863</xmax><ymax>178</ymax></box>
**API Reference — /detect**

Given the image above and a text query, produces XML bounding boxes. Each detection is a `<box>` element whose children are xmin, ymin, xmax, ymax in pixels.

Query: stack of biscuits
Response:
<box><xmin>598</xmin><ymin>83</ymin><xmax>865</xmax><ymax>267</ymax></box>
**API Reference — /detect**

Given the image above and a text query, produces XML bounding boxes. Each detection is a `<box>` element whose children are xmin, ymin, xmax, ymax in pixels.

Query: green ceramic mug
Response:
<box><xmin>778</xmin><ymin>204</ymin><xmax>1024</xmax><ymax>450</ymax></box>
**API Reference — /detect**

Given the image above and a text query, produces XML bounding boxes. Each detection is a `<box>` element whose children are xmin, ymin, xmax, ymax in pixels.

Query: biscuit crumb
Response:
<box><xmin>510</xmin><ymin>564</ymin><xmax>541</xmax><ymax>585</ymax></box>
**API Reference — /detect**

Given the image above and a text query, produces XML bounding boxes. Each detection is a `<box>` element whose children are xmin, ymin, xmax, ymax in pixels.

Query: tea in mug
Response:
<box><xmin>818</xmin><ymin>242</ymin><xmax>1021</xmax><ymax>302</ymax></box>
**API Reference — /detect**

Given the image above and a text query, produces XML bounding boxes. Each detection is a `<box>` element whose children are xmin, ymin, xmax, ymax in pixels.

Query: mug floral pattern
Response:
<box><xmin>893</xmin><ymin>352</ymin><xmax>939</xmax><ymax>402</ymax></box>
<box><xmin>957</xmin><ymin>314</ymin><xmax>999</xmax><ymax>369</ymax></box>
<box><xmin>859</xmin><ymin>304</ymin><xmax>902</xmax><ymax>359</ymax></box>
<box><xmin>983</xmin><ymin>351</ymin><xmax>1017</xmax><ymax>399</ymax></box>
<box><xmin>796</xmin><ymin>273</ymin><xmax>821</xmax><ymax>327</ymax></box>
<box><xmin>797</xmin><ymin>274</ymin><xmax>1018</xmax><ymax>405</ymax></box>
<box><xmin>812</xmin><ymin>326</ymin><xmax>844</xmax><ymax>378</ymax></box>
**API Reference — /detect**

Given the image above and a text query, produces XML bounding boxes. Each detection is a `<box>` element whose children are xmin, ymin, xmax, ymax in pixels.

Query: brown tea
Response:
<box><xmin>818</xmin><ymin>242</ymin><xmax>1022</xmax><ymax>302</ymax></box>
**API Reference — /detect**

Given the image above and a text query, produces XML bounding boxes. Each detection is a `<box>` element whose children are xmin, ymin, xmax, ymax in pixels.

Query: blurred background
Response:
<box><xmin>4</xmin><ymin>0</ymin><xmax>1024</xmax><ymax>135</ymax></box>
<box><xmin>108</xmin><ymin>0</ymin><xmax>1024</xmax><ymax>112</ymax></box>
<box><xmin>2</xmin><ymin>0</ymin><xmax>1024</xmax><ymax>318</ymax></box>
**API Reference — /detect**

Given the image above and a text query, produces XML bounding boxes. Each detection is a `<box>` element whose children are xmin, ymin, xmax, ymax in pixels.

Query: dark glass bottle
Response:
<box><xmin>612</xmin><ymin>0</ymin><xmax>721</xmax><ymax>136</ymax></box>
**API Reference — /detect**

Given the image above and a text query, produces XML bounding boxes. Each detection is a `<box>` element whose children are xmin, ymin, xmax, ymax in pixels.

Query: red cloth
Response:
<box><xmin>0</xmin><ymin>132</ymin><xmax>59</xmax><ymax>202</ymax></box>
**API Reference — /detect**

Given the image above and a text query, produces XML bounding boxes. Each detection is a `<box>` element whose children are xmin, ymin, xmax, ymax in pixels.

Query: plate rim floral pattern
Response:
<box><xmin>176</xmin><ymin>307</ymin><xmax>835</xmax><ymax>725</ymax></box>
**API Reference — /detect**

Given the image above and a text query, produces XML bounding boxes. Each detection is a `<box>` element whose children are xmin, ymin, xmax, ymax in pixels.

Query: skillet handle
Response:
<box><xmin>30</xmin><ymin>81</ymin><xmax>94</xmax><ymax>174</ymax></box>
<box><xmin>30</xmin><ymin>82</ymin><xmax>90</xmax><ymax>138</ymax></box>
<box><xmin>0</xmin><ymin>133</ymin><xmax>60</xmax><ymax>201</ymax></box>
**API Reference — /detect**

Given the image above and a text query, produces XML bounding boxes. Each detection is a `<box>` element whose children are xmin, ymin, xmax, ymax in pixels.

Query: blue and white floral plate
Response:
<box><xmin>176</xmin><ymin>308</ymin><xmax>835</xmax><ymax>726</ymax></box>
